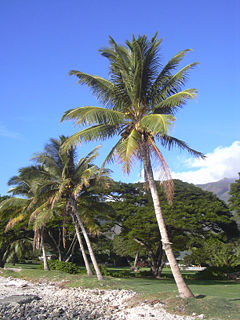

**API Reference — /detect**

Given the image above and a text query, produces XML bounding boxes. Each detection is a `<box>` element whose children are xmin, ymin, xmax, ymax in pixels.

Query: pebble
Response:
<box><xmin>0</xmin><ymin>276</ymin><xmax>197</xmax><ymax>320</ymax></box>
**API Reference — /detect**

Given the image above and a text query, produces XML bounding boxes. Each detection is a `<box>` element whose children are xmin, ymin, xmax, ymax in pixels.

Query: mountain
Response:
<box><xmin>197</xmin><ymin>177</ymin><xmax>236</xmax><ymax>202</ymax></box>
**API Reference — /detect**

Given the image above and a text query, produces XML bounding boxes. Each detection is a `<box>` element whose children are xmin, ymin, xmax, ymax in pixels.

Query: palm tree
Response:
<box><xmin>61</xmin><ymin>33</ymin><xmax>204</xmax><ymax>298</ymax></box>
<box><xmin>33</xmin><ymin>136</ymin><xmax>110</xmax><ymax>280</ymax></box>
<box><xmin>0</xmin><ymin>166</ymin><xmax>51</xmax><ymax>271</ymax></box>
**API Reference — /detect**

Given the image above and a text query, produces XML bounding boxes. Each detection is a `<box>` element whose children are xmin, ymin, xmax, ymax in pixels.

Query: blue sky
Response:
<box><xmin>0</xmin><ymin>0</ymin><xmax>239</xmax><ymax>195</ymax></box>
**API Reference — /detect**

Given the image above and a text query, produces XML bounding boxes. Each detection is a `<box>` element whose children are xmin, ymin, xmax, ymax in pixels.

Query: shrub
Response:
<box><xmin>138</xmin><ymin>270</ymin><xmax>153</xmax><ymax>277</ymax></box>
<box><xmin>195</xmin><ymin>266</ymin><xmax>240</xmax><ymax>280</ymax></box>
<box><xmin>136</xmin><ymin>261</ymin><xmax>148</xmax><ymax>268</ymax></box>
<box><xmin>90</xmin><ymin>265</ymin><xmax>111</xmax><ymax>276</ymax></box>
<box><xmin>98</xmin><ymin>265</ymin><xmax>111</xmax><ymax>276</ymax></box>
<box><xmin>111</xmin><ymin>270</ymin><xmax>133</xmax><ymax>278</ymax></box>
<box><xmin>43</xmin><ymin>260</ymin><xmax>83</xmax><ymax>274</ymax></box>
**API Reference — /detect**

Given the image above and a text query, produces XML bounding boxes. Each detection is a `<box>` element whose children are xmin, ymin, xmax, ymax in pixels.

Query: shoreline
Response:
<box><xmin>0</xmin><ymin>276</ymin><xmax>197</xmax><ymax>320</ymax></box>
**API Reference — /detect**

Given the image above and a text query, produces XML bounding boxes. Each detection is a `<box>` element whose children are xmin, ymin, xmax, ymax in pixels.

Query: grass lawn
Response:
<box><xmin>1</xmin><ymin>264</ymin><xmax>239</xmax><ymax>320</ymax></box>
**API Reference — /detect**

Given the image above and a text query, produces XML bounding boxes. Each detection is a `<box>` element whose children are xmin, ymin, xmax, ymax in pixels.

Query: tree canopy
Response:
<box><xmin>229</xmin><ymin>173</ymin><xmax>240</xmax><ymax>216</ymax></box>
<box><xmin>103</xmin><ymin>180</ymin><xmax>239</xmax><ymax>276</ymax></box>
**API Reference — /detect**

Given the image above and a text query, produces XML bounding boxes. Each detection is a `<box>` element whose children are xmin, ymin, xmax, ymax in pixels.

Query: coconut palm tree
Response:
<box><xmin>0</xmin><ymin>166</ymin><xmax>51</xmax><ymax>270</ymax></box>
<box><xmin>61</xmin><ymin>33</ymin><xmax>204</xmax><ymax>298</ymax></box>
<box><xmin>33</xmin><ymin>136</ymin><xmax>111</xmax><ymax>280</ymax></box>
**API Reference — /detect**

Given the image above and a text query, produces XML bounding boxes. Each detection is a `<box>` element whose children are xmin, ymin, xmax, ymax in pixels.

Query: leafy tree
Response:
<box><xmin>112</xmin><ymin>236</ymin><xmax>145</xmax><ymax>268</ymax></box>
<box><xmin>104</xmin><ymin>180</ymin><xmax>238</xmax><ymax>277</ymax></box>
<box><xmin>184</xmin><ymin>238</ymin><xmax>240</xmax><ymax>268</ymax></box>
<box><xmin>62</xmin><ymin>33</ymin><xmax>204</xmax><ymax>297</ymax></box>
<box><xmin>229</xmin><ymin>173</ymin><xmax>240</xmax><ymax>217</ymax></box>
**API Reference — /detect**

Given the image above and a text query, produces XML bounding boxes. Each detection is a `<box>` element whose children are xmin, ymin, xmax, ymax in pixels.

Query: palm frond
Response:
<box><xmin>159</xmin><ymin>62</ymin><xmax>199</xmax><ymax>97</ymax></box>
<box><xmin>29</xmin><ymin>201</ymin><xmax>50</xmax><ymax>223</ymax></box>
<box><xmin>76</xmin><ymin>145</ymin><xmax>101</xmax><ymax>171</ymax></box>
<box><xmin>32</xmin><ymin>153</ymin><xmax>62</xmax><ymax>176</ymax></box>
<box><xmin>61</xmin><ymin>106</ymin><xmax>125</xmax><ymax>127</ymax></box>
<box><xmin>153</xmin><ymin>89</ymin><xmax>197</xmax><ymax>114</ymax></box>
<box><xmin>5</xmin><ymin>214</ymin><xmax>26</xmax><ymax>231</ymax></box>
<box><xmin>69</xmin><ymin>71</ymin><xmax>124</xmax><ymax>107</ymax></box>
<box><xmin>0</xmin><ymin>197</ymin><xmax>29</xmax><ymax>212</ymax></box>
<box><xmin>98</xmin><ymin>137</ymin><xmax>125</xmax><ymax>173</ymax></box>
<box><xmin>160</xmin><ymin>135</ymin><xmax>205</xmax><ymax>158</ymax></box>
<box><xmin>152</xmin><ymin>49</ymin><xmax>192</xmax><ymax>85</ymax></box>
<box><xmin>61</xmin><ymin>124</ymin><xmax>118</xmax><ymax>151</ymax></box>
<box><xmin>115</xmin><ymin>129</ymin><xmax>140</xmax><ymax>173</ymax></box>
<box><xmin>140</xmin><ymin>114</ymin><xmax>175</xmax><ymax>135</ymax></box>
<box><xmin>33</xmin><ymin>208</ymin><xmax>54</xmax><ymax>230</ymax></box>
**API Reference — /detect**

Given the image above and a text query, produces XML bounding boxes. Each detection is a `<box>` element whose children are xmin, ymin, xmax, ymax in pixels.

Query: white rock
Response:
<box><xmin>0</xmin><ymin>276</ymin><xmax>196</xmax><ymax>320</ymax></box>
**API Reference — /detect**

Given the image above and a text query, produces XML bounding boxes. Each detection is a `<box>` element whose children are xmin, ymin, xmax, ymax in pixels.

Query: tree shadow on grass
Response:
<box><xmin>228</xmin><ymin>298</ymin><xmax>240</xmax><ymax>301</ymax></box>
<box><xmin>195</xmin><ymin>294</ymin><xmax>206</xmax><ymax>299</ymax></box>
<box><xmin>187</xmin><ymin>279</ymin><xmax>240</xmax><ymax>286</ymax></box>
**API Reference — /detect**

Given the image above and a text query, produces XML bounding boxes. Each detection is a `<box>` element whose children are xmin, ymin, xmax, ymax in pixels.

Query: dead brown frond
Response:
<box><xmin>5</xmin><ymin>214</ymin><xmax>25</xmax><ymax>232</ymax></box>
<box><xmin>29</xmin><ymin>201</ymin><xmax>49</xmax><ymax>223</ymax></box>
<box><xmin>33</xmin><ymin>229</ymin><xmax>41</xmax><ymax>249</ymax></box>
<box><xmin>148</xmin><ymin>136</ymin><xmax>174</xmax><ymax>204</ymax></box>
<box><xmin>62</xmin><ymin>210</ymin><xmax>67</xmax><ymax>249</ymax></box>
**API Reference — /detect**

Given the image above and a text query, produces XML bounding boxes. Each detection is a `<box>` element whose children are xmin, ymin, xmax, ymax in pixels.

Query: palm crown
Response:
<box><xmin>62</xmin><ymin>33</ymin><xmax>203</xmax><ymax>180</ymax></box>
<box><xmin>31</xmin><ymin>136</ymin><xmax>110</xmax><ymax>231</ymax></box>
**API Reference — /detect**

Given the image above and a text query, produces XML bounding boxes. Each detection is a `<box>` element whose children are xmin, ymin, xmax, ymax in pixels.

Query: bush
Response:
<box><xmin>90</xmin><ymin>265</ymin><xmax>111</xmax><ymax>276</ymax></box>
<box><xmin>195</xmin><ymin>266</ymin><xmax>240</xmax><ymax>280</ymax></box>
<box><xmin>138</xmin><ymin>270</ymin><xmax>153</xmax><ymax>277</ymax></box>
<box><xmin>99</xmin><ymin>265</ymin><xmax>111</xmax><ymax>276</ymax></box>
<box><xmin>111</xmin><ymin>270</ymin><xmax>133</xmax><ymax>278</ymax></box>
<box><xmin>43</xmin><ymin>260</ymin><xmax>83</xmax><ymax>274</ymax></box>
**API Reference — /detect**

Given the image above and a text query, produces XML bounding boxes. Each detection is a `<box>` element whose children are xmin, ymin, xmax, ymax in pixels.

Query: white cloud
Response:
<box><xmin>0</xmin><ymin>123</ymin><xmax>21</xmax><ymax>139</ymax></box>
<box><xmin>170</xmin><ymin>141</ymin><xmax>240</xmax><ymax>184</ymax></box>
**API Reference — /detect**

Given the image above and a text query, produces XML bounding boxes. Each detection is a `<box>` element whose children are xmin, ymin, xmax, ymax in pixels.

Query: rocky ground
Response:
<box><xmin>0</xmin><ymin>276</ymin><xmax>203</xmax><ymax>320</ymax></box>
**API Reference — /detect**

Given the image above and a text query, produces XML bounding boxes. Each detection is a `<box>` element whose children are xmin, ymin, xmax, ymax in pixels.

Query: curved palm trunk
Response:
<box><xmin>41</xmin><ymin>239</ymin><xmax>50</xmax><ymax>271</ymax></box>
<box><xmin>141</xmin><ymin>148</ymin><xmax>194</xmax><ymax>298</ymax></box>
<box><xmin>133</xmin><ymin>251</ymin><xmax>139</xmax><ymax>271</ymax></box>
<box><xmin>70</xmin><ymin>198</ymin><xmax>103</xmax><ymax>280</ymax></box>
<box><xmin>65</xmin><ymin>233</ymin><xmax>77</xmax><ymax>262</ymax></box>
<box><xmin>0</xmin><ymin>244</ymin><xmax>8</xmax><ymax>268</ymax></box>
<box><xmin>70</xmin><ymin>212</ymin><xmax>93</xmax><ymax>276</ymax></box>
<box><xmin>48</xmin><ymin>229</ymin><xmax>62</xmax><ymax>261</ymax></box>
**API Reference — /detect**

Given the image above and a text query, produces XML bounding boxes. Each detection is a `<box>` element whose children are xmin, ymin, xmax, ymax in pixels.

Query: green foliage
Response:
<box><xmin>111</xmin><ymin>269</ymin><xmax>133</xmax><ymax>278</ymax></box>
<box><xmin>138</xmin><ymin>270</ymin><xmax>153</xmax><ymax>278</ymax></box>
<box><xmin>229</xmin><ymin>173</ymin><xmax>240</xmax><ymax>215</ymax></box>
<box><xmin>105</xmin><ymin>180</ymin><xmax>238</xmax><ymax>276</ymax></box>
<box><xmin>43</xmin><ymin>260</ymin><xmax>83</xmax><ymax>274</ymax></box>
<box><xmin>195</xmin><ymin>266</ymin><xmax>240</xmax><ymax>280</ymax></box>
<box><xmin>98</xmin><ymin>265</ymin><xmax>111</xmax><ymax>276</ymax></box>
<box><xmin>0</xmin><ymin>195</ymin><xmax>33</xmax><ymax>267</ymax></box>
<box><xmin>184</xmin><ymin>239</ymin><xmax>240</xmax><ymax>267</ymax></box>
<box><xmin>112</xmin><ymin>236</ymin><xmax>144</xmax><ymax>258</ymax></box>
<box><xmin>62</xmin><ymin>33</ymin><xmax>203</xmax><ymax>175</ymax></box>
<box><xmin>1</xmin><ymin>266</ymin><xmax>240</xmax><ymax>320</ymax></box>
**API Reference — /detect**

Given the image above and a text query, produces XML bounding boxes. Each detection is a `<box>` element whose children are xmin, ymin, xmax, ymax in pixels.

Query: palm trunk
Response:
<box><xmin>65</xmin><ymin>233</ymin><xmax>77</xmax><ymax>262</ymax></box>
<box><xmin>133</xmin><ymin>251</ymin><xmax>139</xmax><ymax>271</ymax></box>
<box><xmin>41</xmin><ymin>240</ymin><xmax>50</xmax><ymax>271</ymax></box>
<box><xmin>70</xmin><ymin>198</ymin><xmax>103</xmax><ymax>280</ymax></box>
<box><xmin>48</xmin><ymin>230</ymin><xmax>62</xmax><ymax>261</ymax></box>
<box><xmin>70</xmin><ymin>212</ymin><xmax>93</xmax><ymax>276</ymax></box>
<box><xmin>141</xmin><ymin>147</ymin><xmax>194</xmax><ymax>298</ymax></box>
<box><xmin>0</xmin><ymin>244</ymin><xmax>7</xmax><ymax>268</ymax></box>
